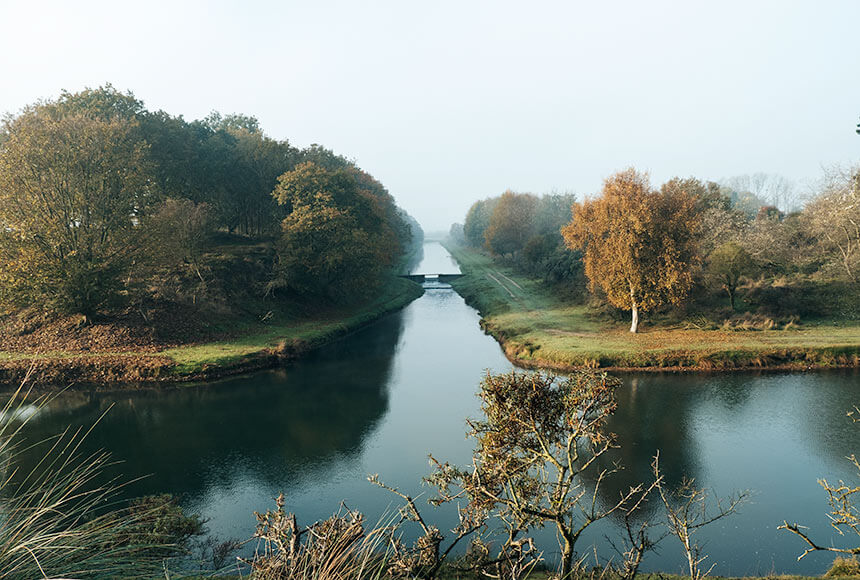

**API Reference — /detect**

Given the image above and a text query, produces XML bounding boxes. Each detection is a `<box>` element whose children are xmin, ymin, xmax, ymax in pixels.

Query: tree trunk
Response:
<box><xmin>560</xmin><ymin>531</ymin><xmax>575</xmax><ymax>579</ymax></box>
<box><xmin>629</xmin><ymin>283</ymin><xmax>639</xmax><ymax>333</ymax></box>
<box><xmin>726</xmin><ymin>286</ymin><xmax>736</xmax><ymax>310</ymax></box>
<box><xmin>630</xmin><ymin>302</ymin><xmax>639</xmax><ymax>333</ymax></box>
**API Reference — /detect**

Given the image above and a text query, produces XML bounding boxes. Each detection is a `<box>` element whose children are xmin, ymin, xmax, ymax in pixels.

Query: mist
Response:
<box><xmin>1</xmin><ymin>0</ymin><xmax>858</xmax><ymax>231</ymax></box>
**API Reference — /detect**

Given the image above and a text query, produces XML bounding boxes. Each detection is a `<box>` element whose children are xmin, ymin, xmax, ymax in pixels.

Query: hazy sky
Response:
<box><xmin>1</xmin><ymin>0</ymin><xmax>858</xmax><ymax>231</ymax></box>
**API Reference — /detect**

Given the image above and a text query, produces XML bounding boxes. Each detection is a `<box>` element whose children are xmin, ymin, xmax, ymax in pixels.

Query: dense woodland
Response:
<box><xmin>452</xmin><ymin>166</ymin><xmax>860</xmax><ymax>332</ymax></box>
<box><xmin>0</xmin><ymin>86</ymin><xmax>421</xmax><ymax>340</ymax></box>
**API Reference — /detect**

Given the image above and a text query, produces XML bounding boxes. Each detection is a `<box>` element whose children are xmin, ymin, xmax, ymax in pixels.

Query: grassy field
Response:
<box><xmin>162</xmin><ymin>276</ymin><xmax>423</xmax><ymax>376</ymax></box>
<box><xmin>445</xmin><ymin>243</ymin><xmax>860</xmax><ymax>371</ymax></box>
<box><xmin>0</xmin><ymin>276</ymin><xmax>423</xmax><ymax>384</ymax></box>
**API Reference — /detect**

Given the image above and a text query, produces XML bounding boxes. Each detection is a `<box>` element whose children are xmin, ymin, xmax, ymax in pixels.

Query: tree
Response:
<box><xmin>662</xmin><ymin>177</ymin><xmax>729</xmax><ymax>213</ymax></box>
<box><xmin>0</xmin><ymin>105</ymin><xmax>153</xmax><ymax>317</ymax></box>
<box><xmin>707</xmin><ymin>242</ymin><xmax>755</xmax><ymax>309</ymax></box>
<box><xmin>654</xmin><ymin>455</ymin><xmax>748</xmax><ymax>580</ymax></box>
<box><xmin>428</xmin><ymin>371</ymin><xmax>648</xmax><ymax>579</ymax></box>
<box><xmin>484</xmin><ymin>191</ymin><xmax>539</xmax><ymax>256</ymax></box>
<box><xmin>270</xmin><ymin>162</ymin><xmax>399</xmax><ymax>302</ymax></box>
<box><xmin>723</xmin><ymin>173</ymin><xmax>797</xmax><ymax>214</ymax></box>
<box><xmin>143</xmin><ymin>199</ymin><xmax>215</xmax><ymax>283</ymax></box>
<box><xmin>780</xmin><ymin>406</ymin><xmax>860</xmax><ymax>563</ymax></box>
<box><xmin>464</xmin><ymin>198</ymin><xmax>499</xmax><ymax>248</ymax></box>
<box><xmin>562</xmin><ymin>169</ymin><xmax>700</xmax><ymax>333</ymax></box>
<box><xmin>661</xmin><ymin>177</ymin><xmax>744</xmax><ymax>259</ymax></box>
<box><xmin>806</xmin><ymin>166</ymin><xmax>860</xmax><ymax>281</ymax></box>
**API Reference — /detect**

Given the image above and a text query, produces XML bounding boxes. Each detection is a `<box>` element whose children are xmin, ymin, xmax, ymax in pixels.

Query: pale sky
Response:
<box><xmin>1</xmin><ymin>0</ymin><xmax>858</xmax><ymax>231</ymax></box>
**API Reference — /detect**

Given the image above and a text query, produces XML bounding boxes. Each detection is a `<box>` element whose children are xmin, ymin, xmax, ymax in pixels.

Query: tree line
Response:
<box><xmin>455</xmin><ymin>166</ymin><xmax>860</xmax><ymax>332</ymax></box>
<box><xmin>0</xmin><ymin>85</ymin><xmax>420</xmax><ymax>319</ymax></box>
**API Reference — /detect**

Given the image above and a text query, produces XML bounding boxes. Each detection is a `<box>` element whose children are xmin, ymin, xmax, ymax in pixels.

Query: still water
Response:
<box><xmin>16</xmin><ymin>242</ymin><xmax>860</xmax><ymax>575</ymax></box>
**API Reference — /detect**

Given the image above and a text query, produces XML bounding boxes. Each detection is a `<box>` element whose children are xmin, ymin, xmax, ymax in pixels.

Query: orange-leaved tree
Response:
<box><xmin>561</xmin><ymin>168</ymin><xmax>699</xmax><ymax>333</ymax></box>
<box><xmin>483</xmin><ymin>190</ymin><xmax>538</xmax><ymax>256</ymax></box>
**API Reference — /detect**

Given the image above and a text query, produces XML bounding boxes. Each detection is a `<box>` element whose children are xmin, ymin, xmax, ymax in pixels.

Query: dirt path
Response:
<box><xmin>486</xmin><ymin>272</ymin><xmax>517</xmax><ymax>298</ymax></box>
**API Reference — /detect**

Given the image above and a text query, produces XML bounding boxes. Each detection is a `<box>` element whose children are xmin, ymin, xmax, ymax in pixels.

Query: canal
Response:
<box><xmin>15</xmin><ymin>241</ymin><xmax>860</xmax><ymax>575</ymax></box>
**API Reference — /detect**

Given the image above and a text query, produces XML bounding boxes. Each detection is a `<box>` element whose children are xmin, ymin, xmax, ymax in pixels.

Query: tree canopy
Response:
<box><xmin>0</xmin><ymin>105</ymin><xmax>153</xmax><ymax>316</ymax></box>
<box><xmin>269</xmin><ymin>162</ymin><xmax>403</xmax><ymax>302</ymax></box>
<box><xmin>562</xmin><ymin>168</ymin><xmax>700</xmax><ymax>332</ymax></box>
<box><xmin>483</xmin><ymin>191</ymin><xmax>538</xmax><ymax>256</ymax></box>
<box><xmin>0</xmin><ymin>85</ymin><xmax>417</xmax><ymax>318</ymax></box>
<box><xmin>429</xmin><ymin>371</ymin><xmax>642</xmax><ymax>579</ymax></box>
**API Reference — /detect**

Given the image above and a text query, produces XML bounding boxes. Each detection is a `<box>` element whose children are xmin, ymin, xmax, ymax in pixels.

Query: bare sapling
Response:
<box><xmin>653</xmin><ymin>453</ymin><xmax>748</xmax><ymax>580</ymax></box>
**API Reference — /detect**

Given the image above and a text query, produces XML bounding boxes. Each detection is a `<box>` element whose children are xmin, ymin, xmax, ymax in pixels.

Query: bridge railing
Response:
<box><xmin>399</xmin><ymin>274</ymin><xmax>463</xmax><ymax>283</ymax></box>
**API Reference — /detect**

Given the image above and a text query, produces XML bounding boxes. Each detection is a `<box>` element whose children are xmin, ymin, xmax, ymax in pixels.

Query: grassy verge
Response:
<box><xmin>444</xmin><ymin>242</ymin><xmax>860</xmax><ymax>372</ymax></box>
<box><xmin>162</xmin><ymin>276</ymin><xmax>423</xmax><ymax>376</ymax></box>
<box><xmin>0</xmin><ymin>277</ymin><xmax>423</xmax><ymax>386</ymax></box>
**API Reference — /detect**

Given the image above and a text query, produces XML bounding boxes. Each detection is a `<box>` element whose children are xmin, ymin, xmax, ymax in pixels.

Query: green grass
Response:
<box><xmin>445</xmin><ymin>243</ymin><xmax>860</xmax><ymax>371</ymax></box>
<box><xmin>0</xmin><ymin>277</ymin><xmax>423</xmax><ymax>382</ymax></box>
<box><xmin>162</xmin><ymin>277</ymin><xmax>423</xmax><ymax>376</ymax></box>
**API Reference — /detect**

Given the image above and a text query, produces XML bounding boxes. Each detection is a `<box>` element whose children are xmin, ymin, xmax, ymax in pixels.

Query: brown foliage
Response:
<box><xmin>484</xmin><ymin>191</ymin><xmax>539</xmax><ymax>256</ymax></box>
<box><xmin>562</xmin><ymin>168</ymin><xmax>700</xmax><ymax>332</ymax></box>
<box><xmin>428</xmin><ymin>371</ymin><xmax>650</xmax><ymax>579</ymax></box>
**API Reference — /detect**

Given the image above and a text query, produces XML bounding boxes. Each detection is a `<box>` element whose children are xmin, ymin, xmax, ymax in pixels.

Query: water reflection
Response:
<box><xmin>587</xmin><ymin>370</ymin><xmax>860</xmax><ymax>576</ymax></box>
<box><xmin>17</xmin><ymin>312</ymin><xmax>407</xmax><ymax>503</ymax></box>
<box><xmin>7</xmin><ymin>243</ymin><xmax>860</xmax><ymax>576</ymax></box>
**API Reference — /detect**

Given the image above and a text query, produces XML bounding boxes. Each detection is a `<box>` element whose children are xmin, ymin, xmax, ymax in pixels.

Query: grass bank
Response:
<box><xmin>0</xmin><ymin>276</ymin><xmax>423</xmax><ymax>387</ymax></box>
<box><xmin>444</xmin><ymin>242</ymin><xmax>860</xmax><ymax>372</ymax></box>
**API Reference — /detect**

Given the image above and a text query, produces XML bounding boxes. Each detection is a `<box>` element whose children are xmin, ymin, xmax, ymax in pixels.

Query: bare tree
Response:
<box><xmin>608</xmin><ymin>476</ymin><xmax>666</xmax><ymax>580</ymax></box>
<box><xmin>780</xmin><ymin>406</ymin><xmax>860</xmax><ymax>561</ymax></box>
<box><xmin>805</xmin><ymin>165</ymin><xmax>860</xmax><ymax>281</ymax></box>
<box><xmin>724</xmin><ymin>173</ymin><xmax>798</xmax><ymax>214</ymax></box>
<box><xmin>368</xmin><ymin>475</ymin><xmax>491</xmax><ymax>579</ymax></box>
<box><xmin>428</xmin><ymin>371</ymin><xmax>648</xmax><ymax>579</ymax></box>
<box><xmin>654</xmin><ymin>454</ymin><xmax>749</xmax><ymax>580</ymax></box>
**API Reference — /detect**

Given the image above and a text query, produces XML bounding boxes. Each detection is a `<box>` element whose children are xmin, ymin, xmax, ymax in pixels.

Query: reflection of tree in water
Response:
<box><xmin>771</xmin><ymin>369</ymin><xmax>860</xmax><ymax>472</ymax></box>
<box><xmin>11</xmin><ymin>311</ymin><xmax>407</xmax><ymax>502</ymax></box>
<box><xmin>589</xmin><ymin>374</ymin><xmax>702</xmax><ymax>522</ymax></box>
<box><xmin>592</xmin><ymin>370</ymin><xmax>860</xmax><ymax>524</ymax></box>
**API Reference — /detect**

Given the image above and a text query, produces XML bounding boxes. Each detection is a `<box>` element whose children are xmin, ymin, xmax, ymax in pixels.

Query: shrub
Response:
<box><xmin>827</xmin><ymin>556</ymin><xmax>860</xmax><ymax>577</ymax></box>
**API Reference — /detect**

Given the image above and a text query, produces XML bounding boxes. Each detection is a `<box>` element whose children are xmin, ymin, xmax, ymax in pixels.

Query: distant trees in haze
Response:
<box><xmin>463</xmin><ymin>190</ymin><xmax>581</xmax><ymax>286</ymax></box>
<box><xmin>455</xmin><ymin>161</ymin><xmax>860</xmax><ymax>329</ymax></box>
<box><xmin>805</xmin><ymin>166</ymin><xmax>860</xmax><ymax>281</ymax></box>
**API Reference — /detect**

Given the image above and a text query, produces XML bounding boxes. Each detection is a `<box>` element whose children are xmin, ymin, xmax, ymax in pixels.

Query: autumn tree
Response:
<box><xmin>0</xmin><ymin>103</ymin><xmax>153</xmax><ymax>317</ymax></box>
<box><xmin>707</xmin><ymin>242</ymin><xmax>755</xmax><ymax>309</ymax></box>
<box><xmin>429</xmin><ymin>371</ymin><xmax>649</xmax><ymax>579</ymax></box>
<box><xmin>143</xmin><ymin>199</ymin><xmax>215</xmax><ymax>283</ymax></box>
<box><xmin>562</xmin><ymin>169</ymin><xmax>699</xmax><ymax>333</ymax></box>
<box><xmin>463</xmin><ymin>198</ymin><xmax>499</xmax><ymax>248</ymax></box>
<box><xmin>484</xmin><ymin>191</ymin><xmax>539</xmax><ymax>256</ymax></box>
<box><xmin>270</xmin><ymin>162</ymin><xmax>402</xmax><ymax>302</ymax></box>
<box><xmin>661</xmin><ymin>177</ymin><xmax>746</xmax><ymax>259</ymax></box>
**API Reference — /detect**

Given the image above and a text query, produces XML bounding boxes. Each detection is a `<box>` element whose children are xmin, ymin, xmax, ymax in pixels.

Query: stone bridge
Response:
<box><xmin>399</xmin><ymin>273</ymin><xmax>463</xmax><ymax>283</ymax></box>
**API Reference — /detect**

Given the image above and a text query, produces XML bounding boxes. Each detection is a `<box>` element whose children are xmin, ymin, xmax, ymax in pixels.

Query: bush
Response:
<box><xmin>123</xmin><ymin>494</ymin><xmax>206</xmax><ymax>553</ymax></box>
<box><xmin>827</xmin><ymin>556</ymin><xmax>860</xmax><ymax>577</ymax></box>
<box><xmin>745</xmin><ymin>279</ymin><xmax>860</xmax><ymax>320</ymax></box>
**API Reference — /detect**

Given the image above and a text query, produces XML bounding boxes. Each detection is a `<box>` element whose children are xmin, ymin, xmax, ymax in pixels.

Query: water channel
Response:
<box><xmin>15</xmin><ymin>241</ymin><xmax>860</xmax><ymax>575</ymax></box>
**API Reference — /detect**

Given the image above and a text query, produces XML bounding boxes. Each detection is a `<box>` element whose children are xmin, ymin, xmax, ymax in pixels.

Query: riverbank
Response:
<box><xmin>0</xmin><ymin>277</ymin><xmax>424</xmax><ymax>388</ymax></box>
<box><xmin>444</xmin><ymin>242</ymin><xmax>860</xmax><ymax>372</ymax></box>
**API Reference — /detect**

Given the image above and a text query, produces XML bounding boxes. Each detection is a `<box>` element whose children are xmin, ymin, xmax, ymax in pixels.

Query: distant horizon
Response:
<box><xmin>2</xmin><ymin>0</ymin><xmax>858</xmax><ymax>231</ymax></box>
